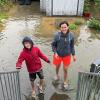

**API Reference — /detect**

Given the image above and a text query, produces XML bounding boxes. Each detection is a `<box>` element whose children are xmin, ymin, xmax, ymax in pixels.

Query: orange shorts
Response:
<box><xmin>53</xmin><ymin>54</ymin><xmax>71</xmax><ymax>67</ymax></box>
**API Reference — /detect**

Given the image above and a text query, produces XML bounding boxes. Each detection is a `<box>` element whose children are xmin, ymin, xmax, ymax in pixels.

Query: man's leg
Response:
<box><xmin>37</xmin><ymin>69</ymin><xmax>45</xmax><ymax>93</ymax></box>
<box><xmin>39</xmin><ymin>79</ymin><xmax>45</xmax><ymax>89</ymax></box>
<box><xmin>31</xmin><ymin>80</ymin><xmax>35</xmax><ymax>92</ymax></box>
<box><xmin>29</xmin><ymin>73</ymin><xmax>36</xmax><ymax>97</ymax></box>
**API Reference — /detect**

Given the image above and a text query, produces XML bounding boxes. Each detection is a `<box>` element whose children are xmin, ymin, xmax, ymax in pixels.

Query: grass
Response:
<box><xmin>0</xmin><ymin>13</ymin><xmax>8</xmax><ymax>21</ymax></box>
<box><xmin>0</xmin><ymin>0</ymin><xmax>13</xmax><ymax>31</ymax></box>
<box><xmin>74</xmin><ymin>19</ymin><xmax>84</xmax><ymax>25</ymax></box>
<box><xmin>35</xmin><ymin>17</ymin><xmax>85</xmax><ymax>38</ymax></box>
<box><xmin>0</xmin><ymin>13</ymin><xmax>8</xmax><ymax>31</ymax></box>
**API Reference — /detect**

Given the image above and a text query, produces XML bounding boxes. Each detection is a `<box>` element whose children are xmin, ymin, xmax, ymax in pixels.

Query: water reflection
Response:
<box><xmin>50</xmin><ymin>92</ymin><xmax>70</xmax><ymax>100</ymax></box>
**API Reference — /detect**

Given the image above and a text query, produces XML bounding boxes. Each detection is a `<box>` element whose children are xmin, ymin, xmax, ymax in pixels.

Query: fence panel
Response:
<box><xmin>76</xmin><ymin>72</ymin><xmax>100</xmax><ymax>100</ymax></box>
<box><xmin>0</xmin><ymin>71</ymin><xmax>21</xmax><ymax>100</ymax></box>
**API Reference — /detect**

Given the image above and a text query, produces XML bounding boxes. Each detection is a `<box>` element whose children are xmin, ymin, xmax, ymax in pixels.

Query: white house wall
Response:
<box><xmin>77</xmin><ymin>0</ymin><xmax>84</xmax><ymax>16</ymax></box>
<box><xmin>46</xmin><ymin>0</ymin><xmax>52</xmax><ymax>16</ymax></box>
<box><xmin>40</xmin><ymin>0</ymin><xmax>84</xmax><ymax>16</ymax></box>
<box><xmin>40</xmin><ymin>0</ymin><xmax>46</xmax><ymax>12</ymax></box>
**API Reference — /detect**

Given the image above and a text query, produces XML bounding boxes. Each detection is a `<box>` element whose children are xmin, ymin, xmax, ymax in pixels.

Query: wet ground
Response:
<box><xmin>0</xmin><ymin>1</ymin><xmax>100</xmax><ymax>100</ymax></box>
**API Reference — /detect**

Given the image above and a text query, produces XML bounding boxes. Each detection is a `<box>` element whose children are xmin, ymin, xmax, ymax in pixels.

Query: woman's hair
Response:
<box><xmin>59</xmin><ymin>21</ymin><xmax>69</xmax><ymax>27</ymax></box>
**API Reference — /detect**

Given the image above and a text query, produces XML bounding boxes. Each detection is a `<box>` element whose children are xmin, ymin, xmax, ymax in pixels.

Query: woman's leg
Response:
<box><xmin>63</xmin><ymin>55</ymin><xmax>71</xmax><ymax>85</ymax></box>
<box><xmin>63</xmin><ymin>66</ymin><xmax>69</xmax><ymax>84</ymax></box>
<box><xmin>55</xmin><ymin>64</ymin><xmax>61</xmax><ymax>79</ymax></box>
<box><xmin>53</xmin><ymin>54</ymin><xmax>61</xmax><ymax>79</ymax></box>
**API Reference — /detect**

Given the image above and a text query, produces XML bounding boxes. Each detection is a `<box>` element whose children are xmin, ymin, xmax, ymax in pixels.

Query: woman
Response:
<box><xmin>51</xmin><ymin>21</ymin><xmax>76</xmax><ymax>90</ymax></box>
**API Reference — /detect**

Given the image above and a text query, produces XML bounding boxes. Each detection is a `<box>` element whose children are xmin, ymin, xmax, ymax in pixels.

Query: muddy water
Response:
<box><xmin>0</xmin><ymin>2</ymin><xmax>100</xmax><ymax>100</ymax></box>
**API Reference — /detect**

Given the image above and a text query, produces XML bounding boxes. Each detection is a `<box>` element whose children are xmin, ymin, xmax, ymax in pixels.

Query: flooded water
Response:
<box><xmin>0</xmin><ymin>1</ymin><xmax>100</xmax><ymax>100</ymax></box>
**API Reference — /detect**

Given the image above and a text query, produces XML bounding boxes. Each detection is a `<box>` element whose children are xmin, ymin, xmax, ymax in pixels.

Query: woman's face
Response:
<box><xmin>24</xmin><ymin>42</ymin><xmax>31</xmax><ymax>49</ymax></box>
<box><xmin>60</xmin><ymin>24</ymin><xmax>69</xmax><ymax>34</ymax></box>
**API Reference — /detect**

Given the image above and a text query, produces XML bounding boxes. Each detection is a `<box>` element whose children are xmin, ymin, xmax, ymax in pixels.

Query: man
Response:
<box><xmin>16</xmin><ymin>37</ymin><xmax>50</xmax><ymax>97</ymax></box>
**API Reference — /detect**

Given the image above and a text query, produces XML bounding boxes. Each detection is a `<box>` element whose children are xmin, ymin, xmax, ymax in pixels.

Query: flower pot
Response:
<box><xmin>83</xmin><ymin>12</ymin><xmax>91</xmax><ymax>18</ymax></box>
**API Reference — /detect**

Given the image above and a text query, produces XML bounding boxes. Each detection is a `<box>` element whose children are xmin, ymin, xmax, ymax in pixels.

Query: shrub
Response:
<box><xmin>84</xmin><ymin>0</ymin><xmax>91</xmax><ymax>12</ymax></box>
<box><xmin>74</xmin><ymin>19</ymin><xmax>84</xmax><ymax>25</ymax></box>
<box><xmin>69</xmin><ymin>24</ymin><xmax>77</xmax><ymax>30</ymax></box>
<box><xmin>0</xmin><ymin>0</ymin><xmax>8</xmax><ymax>6</ymax></box>
<box><xmin>88</xmin><ymin>18</ymin><xmax>100</xmax><ymax>30</ymax></box>
<box><xmin>0</xmin><ymin>0</ymin><xmax>12</xmax><ymax>11</ymax></box>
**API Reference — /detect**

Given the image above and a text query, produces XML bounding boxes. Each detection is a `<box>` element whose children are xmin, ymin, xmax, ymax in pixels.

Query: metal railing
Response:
<box><xmin>0</xmin><ymin>71</ymin><xmax>21</xmax><ymax>100</ymax></box>
<box><xmin>76</xmin><ymin>72</ymin><xmax>100</xmax><ymax>100</ymax></box>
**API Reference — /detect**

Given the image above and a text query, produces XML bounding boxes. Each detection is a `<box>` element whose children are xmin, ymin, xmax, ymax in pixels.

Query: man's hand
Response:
<box><xmin>47</xmin><ymin>60</ymin><xmax>51</xmax><ymax>64</ymax></box>
<box><xmin>16</xmin><ymin>68</ymin><xmax>20</xmax><ymax>72</ymax></box>
<box><xmin>72</xmin><ymin>55</ymin><xmax>76</xmax><ymax>62</ymax></box>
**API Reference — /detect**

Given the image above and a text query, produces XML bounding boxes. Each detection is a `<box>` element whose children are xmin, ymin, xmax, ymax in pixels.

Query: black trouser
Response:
<box><xmin>29</xmin><ymin>69</ymin><xmax>44</xmax><ymax>82</ymax></box>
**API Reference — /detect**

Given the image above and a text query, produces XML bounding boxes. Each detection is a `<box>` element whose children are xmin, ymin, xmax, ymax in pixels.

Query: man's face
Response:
<box><xmin>24</xmin><ymin>42</ymin><xmax>31</xmax><ymax>49</ymax></box>
<box><xmin>60</xmin><ymin>24</ymin><xmax>69</xmax><ymax>34</ymax></box>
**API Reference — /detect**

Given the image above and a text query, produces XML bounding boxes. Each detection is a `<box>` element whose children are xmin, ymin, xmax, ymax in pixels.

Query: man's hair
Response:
<box><xmin>59</xmin><ymin>21</ymin><xmax>69</xmax><ymax>27</ymax></box>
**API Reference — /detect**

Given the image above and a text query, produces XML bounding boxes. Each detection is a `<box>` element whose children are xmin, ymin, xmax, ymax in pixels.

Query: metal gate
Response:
<box><xmin>0</xmin><ymin>71</ymin><xmax>21</xmax><ymax>100</ymax></box>
<box><xmin>76</xmin><ymin>72</ymin><xmax>100</xmax><ymax>100</ymax></box>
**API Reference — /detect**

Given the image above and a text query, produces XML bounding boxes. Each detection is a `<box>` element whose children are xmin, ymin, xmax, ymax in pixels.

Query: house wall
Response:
<box><xmin>40</xmin><ymin>0</ymin><xmax>46</xmax><ymax>12</ymax></box>
<box><xmin>77</xmin><ymin>0</ymin><xmax>84</xmax><ymax>16</ymax></box>
<box><xmin>40</xmin><ymin>0</ymin><xmax>85</xmax><ymax>16</ymax></box>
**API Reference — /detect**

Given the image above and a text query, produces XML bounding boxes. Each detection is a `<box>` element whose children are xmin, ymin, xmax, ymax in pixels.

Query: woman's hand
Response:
<box><xmin>72</xmin><ymin>55</ymin><xmax>76</xmax><ymax>62</ymax></box>
<box><xmin>54</xmin><ymin>53</ymin><xmax>58</xmax><ymax>58</ymax></box>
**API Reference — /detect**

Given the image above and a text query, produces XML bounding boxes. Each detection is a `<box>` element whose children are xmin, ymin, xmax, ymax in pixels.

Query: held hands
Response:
<box><xmin>47</xmin><ymin>60</ymin><xmax>51</xmax><ymax>63</ymax></box>
<box><xmin>16</xmin><ymin>68</ymin><xmax>21</xmax><ymax>72</ymax></box>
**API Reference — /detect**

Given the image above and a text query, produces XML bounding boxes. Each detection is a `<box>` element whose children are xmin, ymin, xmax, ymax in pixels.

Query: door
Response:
<box><xmin>53</xmin><ymin>0</ymin><xmax>79</xmax><ymax>16</ymax></box>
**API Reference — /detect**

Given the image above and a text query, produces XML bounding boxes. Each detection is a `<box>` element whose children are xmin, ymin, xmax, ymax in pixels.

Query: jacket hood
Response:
<box><xmin>22</xmin><ymin>37</ymin><xmax>34</xmax><ymax>50</ymax></box>
<box><xmin>22</xmin><ymin>37</ymin><xmax>34</xmax><ymax>45</ymax></box>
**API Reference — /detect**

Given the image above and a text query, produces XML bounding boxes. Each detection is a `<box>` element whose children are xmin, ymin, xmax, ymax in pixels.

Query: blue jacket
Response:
<box><xmin>51</xmin><ymin>32</ymin><xmax>75</xmax><ymax>57</ymax></box>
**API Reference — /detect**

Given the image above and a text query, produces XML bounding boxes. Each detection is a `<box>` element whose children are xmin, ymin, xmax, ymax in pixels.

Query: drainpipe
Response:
<box><xmin>51</xmin><ymin>0</ymin><xmax>53</xmax><ymax>16</ymax></box>
<box><xmin>76</xmin><ymin>0</ymin><xmax>80</xmax><ymax>16</ymax></box>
